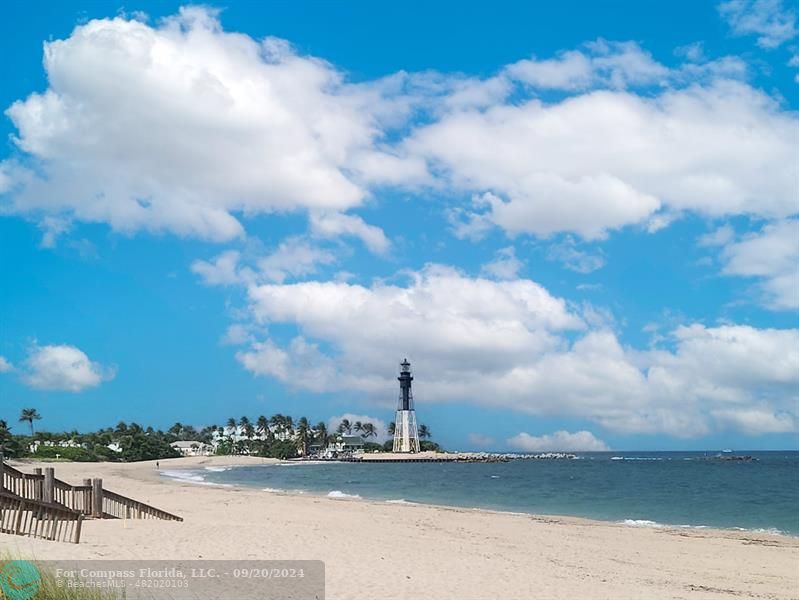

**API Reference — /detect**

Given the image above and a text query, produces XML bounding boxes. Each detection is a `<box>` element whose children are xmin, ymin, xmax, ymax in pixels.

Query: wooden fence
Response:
<box><xmin>2</xmin><ymin>462</ymin><xmax>182</xmax><ymax>520</ymax></box>
<box><xmin>0</xmin><ymin>490</ymin><xmax>83</xmax><ymax>543</ymax></box>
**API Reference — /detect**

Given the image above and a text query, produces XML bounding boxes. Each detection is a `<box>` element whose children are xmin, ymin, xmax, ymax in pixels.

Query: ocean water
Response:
<box><xmin>164</xmin><ymin>451</ymin><xmax>799</xmax><ymax>535</ymax></box>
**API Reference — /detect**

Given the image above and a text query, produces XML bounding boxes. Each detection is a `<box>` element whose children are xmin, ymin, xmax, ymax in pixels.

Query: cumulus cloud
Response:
<box><xmin>506</xmin><ymin>40</ymin><xmax>669</xmax><ymax>90</ymax></box>
<box><xmin>310</xmin><ymin>212</ymin><xmax>391</xmax><ymax>255</ymax></box>
<box><xmin>226</xmin><ymin>265</ymin><xmax>799</xmax><ymax>437</ymax></box>
<box><xmin>257</xmin><ymin>238</ymin><xmax>337</xmax><ymax>283</ymax></box>
<box><xmin>718</xmin><ymin>0</ymin><xmax>797</xmax><ymax>48</ymax></box>
<box><xmin>719</xmin><ymin>220</ymin><xmax>799</xmax><ymax>309</ymax></box>
<box><xmin>2</xmin><ymin>8</ymin><xmax>406</xmax><ymax>241</ymax></box>
<box><xmin>2</xmin><ymin>12</ymin><xmax>796</xmax><ymax>253</ymax></box>
<box><xmin>480</xmin><ymin>246</ymin><xmax>524</xmax><ymax>280</ymax></box>
<box><xmin>0</xmin><ymin>356</ymin><xmax>13</xmax><ymax>373</ymax></box>
<box><xmin>191</xmin><ymin>250</ymin><xmax>244</xmax><ymax>286</ymax></box>
<box><xmin>192</xmin><ymin>238</ymin><xmax>337</xmax><ymax>287</ymax></box>
<box><xmin>21</xmin><ymin>344</ymin><xmax>115</xmax><ymax>392</ymax></box>
<box><xmin>507</xmin><ymin>430</ymin><xmax>609</xmax><ymax>452</ymax></box>
<box><xmin>405</xmin><ymin>80</ymin><xmax>798</xmax><ymax>240</ymax></box>
<box><xmin>711</xmin><ymin>407</ymin><xmax>796</xmax><ymax>434</ymax></box>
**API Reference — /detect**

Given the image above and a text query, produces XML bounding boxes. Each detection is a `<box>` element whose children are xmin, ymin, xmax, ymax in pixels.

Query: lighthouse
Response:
<box><xmin>392</xmin><ymin>359</ymin><xmax>420</xmax><ymax>453</ymax></box>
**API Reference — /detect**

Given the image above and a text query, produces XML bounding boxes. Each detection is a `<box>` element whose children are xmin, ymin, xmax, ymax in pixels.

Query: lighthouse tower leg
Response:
<box><xmin>393</xmin><ymin>409</ymin><xmax>420</xmax><ymax>453</ymax></box>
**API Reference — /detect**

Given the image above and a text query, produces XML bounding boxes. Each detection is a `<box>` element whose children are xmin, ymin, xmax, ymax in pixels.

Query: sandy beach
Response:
<box><xmin>1</xmin><ymin>456</ymin><xmax>797</xmax><ymax>600</ymax></box>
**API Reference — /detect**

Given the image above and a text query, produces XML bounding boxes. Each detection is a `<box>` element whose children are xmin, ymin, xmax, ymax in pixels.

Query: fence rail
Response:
<box><xmin>0</xmin><ymin>490</ymin><xmax>82</xmax><ymax>543</ymax></box>
<box><xmin>102</xmin><ymin>489</ymin><xmax>183</xmax><ymax>521</ymax></box>
<box><xmin>1</xmin><ymin>461</ymin><xmax>183</xmax><ymax>529</ymax></box>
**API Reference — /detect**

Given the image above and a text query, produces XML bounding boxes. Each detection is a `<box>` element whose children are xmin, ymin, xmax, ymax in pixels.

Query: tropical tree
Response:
<box><xmin>337</xmin><ymin>419</ymin><xmax>352</xmax><ymax>435</ymax></box>
<box><xmin>418</xmin><ymin>424</ymin><xmax>431</xmax><ymax>439</ymax></box>
<box><xmin>226</xmin><ymin>417</ymin><xmax>237</xmax><ymax>434</ymax></box>
<box><xmin>19</xmin><ymin>408</ymin><xmax>41</xmax><ymax>436</ymax></box>
<box><xmin>168</xmin><ymin>422</ymin><xmax>183</xmax><ymax>436</ymax></box>
<box><xmin>296</xmin><ymin>417</ymin><xmax>311</xmax><ymax>456</ymax></box>
<box><xmin>256</xmin><ymin>415</ymin><xmax>270</xmax><ymax>438</ymax></box>
<box><xmin>387</xmin><ymin>422</ymin><xmax>396</xmax><ymax>435</ymax></box>
<box><xmin>360</xmin><ymin>423</ymin><xmax>377</xmax><ymax>438</ymax></box>
<box><xmin>0</xmin><ymin>419</ymin><xmax>19</xmax><ymax>458</ymax></box>
<box><xmin>353</xmin><ymin>421</ymin><xmax>363</xmax><ymax>433</ymax></box>
<box><xmin>314</xmin><ymin>422</ymin><xmax>328</xmax><ymax>449</ymax></box>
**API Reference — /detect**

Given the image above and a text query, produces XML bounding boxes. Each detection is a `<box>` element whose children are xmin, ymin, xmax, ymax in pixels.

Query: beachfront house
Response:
<box><xmin>170</xmin><ymin>440</ymin><xmax>214</xmax><ymax>456</ymax></box>
<box><xmin>312</xmin><ymin>434</ymin><xmax>365</xmax><ymax>458</ymax></box>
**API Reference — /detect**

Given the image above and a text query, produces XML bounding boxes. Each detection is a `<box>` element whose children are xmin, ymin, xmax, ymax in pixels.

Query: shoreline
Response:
<box><xmin>157</xmin><ymin>456</ymin><xmax>798</xmax><ymax>539</ymax></box>
<box><xmin>3</xmin><ymin>456</ymin><xmax>798</xmax><ymax>600</ymax></box>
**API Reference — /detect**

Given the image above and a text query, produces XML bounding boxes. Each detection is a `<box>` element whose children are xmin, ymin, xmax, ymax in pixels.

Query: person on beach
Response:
<box><xmin>156</xmin><ymin>461</ymin><xmax>160</xmax><ymax>470</ymax></box>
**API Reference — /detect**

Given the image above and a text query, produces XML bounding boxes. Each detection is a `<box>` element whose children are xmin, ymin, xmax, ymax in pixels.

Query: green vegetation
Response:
<box><xmin>0</xmin><ymin>556</ymin><xmax>116</xmax><ymax>600</ymax></box>
<box><xmin>0</xmin><ymin>408</ymin><xmax>441</xmax><ymax>463</ymax></box>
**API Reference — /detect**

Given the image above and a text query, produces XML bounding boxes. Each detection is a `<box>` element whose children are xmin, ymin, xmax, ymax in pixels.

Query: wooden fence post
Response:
<box><xmin>14</xmin><ymin>500</ymin><xmax>25</xmax><ymax>534</ymax></box>
<box><xmin>43</xmin><ymin>468</ymin><xmax>55</xmax><ymax>504</ymax></box>
<box><xmin>74</xmin><ymin>514</ymin><xmax>83</xmax><ymax>544</ymax></box>
<box><xmin>33</xmin><ymin>468</ymin><xmax>43</xmax><ymax>500</ymax></box>
<box><xmin>92</xmin><ymin>478</ymin><xmax>103</xmax><ymax>518</ymax></box>
<box><xmin>0</xmin><ymin>459</ymin><xmax>6</xmax><ymax>493</ymax></box>
<box><xmin>83</xmin><ymin>479</ymin><xmax>92</xmax><ymax>514</ymax></box>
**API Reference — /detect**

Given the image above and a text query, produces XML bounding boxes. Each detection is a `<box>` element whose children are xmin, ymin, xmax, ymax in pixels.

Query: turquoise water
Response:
<box><xmin>165</xmin><ymin>451</ymin><xmax>799</xmax><ymax>535</ymax></box>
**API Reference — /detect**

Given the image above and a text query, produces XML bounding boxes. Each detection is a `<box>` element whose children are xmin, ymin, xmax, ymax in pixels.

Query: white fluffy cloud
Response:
<box><xmin>2</xmin><ymin>8</ymin><xmax>401</xmax><ymax>241</ymax></box>
<box><xmin>21</xmin><ymin>344</ymin><xmax>115</xmax><ymax>392</ymax></box>
<box><xmin>3</xmin><ymin>11</ymin><xmax>797</xmax><ymax>252</ymax></box>
<box><xmin>192</xmin><ymin>238</ymin><xmax>338</xmax><ymax>286</ymax></box>
<box><xmin>309</xmin><ymin>212</ymin><xmax>390</xmax><ymax>255</ymax></box>
<box><xmin>407</xmin><ymin>80</ymin><xmax>798</xmax><ymax>240</ymax></box>
<box><xmin>719</xmin><ymin>0</ymin><xmax>797</xmax><ymax>48</ymax></box>
<box><xmin>480</xmin><ymin>246</ymin><xmax>524</xmax><ymax>280</ymax></box>
<box><xmin>225</xmin><ymin>265</ymin><xmax>799</xmax><ymax>436</ymax></box>
<box><xmin>506</xmin><ymin>40</ymin><xmax>669</xmax><ymax>90</ymax></box>
<box><xmin>718</xmin><ymin>220</ymin><xmax>799</xmax><ymax>310</ymax></box>
<box><xmin>507</xmin><ymin>430</ymin><xmax>609</xmax><ymax>452</ymax></box>
<box><xmin>0</xmin><ymin>356</ymin><xmax>13</xmax><ymax>373</ymax></box>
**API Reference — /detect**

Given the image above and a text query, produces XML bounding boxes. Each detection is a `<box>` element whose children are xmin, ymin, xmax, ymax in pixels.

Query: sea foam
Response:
<box><xmin>327</xmin><ymin>490</ymin><xmax>361</xmax><ymax>499</ymax></box>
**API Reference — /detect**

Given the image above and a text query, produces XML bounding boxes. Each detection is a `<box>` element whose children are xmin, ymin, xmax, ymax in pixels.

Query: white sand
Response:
<box><xmin>2</xmin><ymin>457</ymin><xmax>798</xmax><ymax>599</ymax></box>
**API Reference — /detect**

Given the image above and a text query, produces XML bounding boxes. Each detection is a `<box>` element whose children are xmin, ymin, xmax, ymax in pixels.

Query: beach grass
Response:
<box><xmin>0</xmin><ymin>555</ymin><xmax>117</xmax><ymax>600</ymax></box>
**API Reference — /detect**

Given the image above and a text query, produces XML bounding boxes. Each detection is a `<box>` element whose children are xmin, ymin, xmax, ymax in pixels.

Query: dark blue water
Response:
<box><xmin>169</xmin><ymin>452</ymin><xmax>799</xmax><ymax>535</ymax></box>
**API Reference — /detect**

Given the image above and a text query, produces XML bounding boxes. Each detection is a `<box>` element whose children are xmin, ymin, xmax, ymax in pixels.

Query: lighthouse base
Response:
<box><xmin>392</xmin><ymin>409</ymin><xmax>420</xmax><ymax>453</ymax></box>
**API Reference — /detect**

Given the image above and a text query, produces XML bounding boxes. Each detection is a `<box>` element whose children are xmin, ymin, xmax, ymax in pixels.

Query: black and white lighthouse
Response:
<box><xmin>392</xmin><ymin>359</ymin><xmax>420</xmax><ymax>453</ymax></box>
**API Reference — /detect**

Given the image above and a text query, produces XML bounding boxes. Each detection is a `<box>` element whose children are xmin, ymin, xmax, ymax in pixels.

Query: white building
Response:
<box><xmin>171</xmin><ymin>440</ymin><xmax>214</xmax><ymax>456</ymax></box>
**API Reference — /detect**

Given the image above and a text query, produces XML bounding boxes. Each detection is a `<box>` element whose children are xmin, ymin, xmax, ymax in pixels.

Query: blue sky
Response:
<box><xmin>1</xmin><ymin>0</ymin><xmax>797</xmax><ymax>451</ymax></box>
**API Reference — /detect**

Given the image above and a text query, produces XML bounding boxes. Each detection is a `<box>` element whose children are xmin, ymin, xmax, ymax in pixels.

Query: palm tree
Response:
<box><xmin>337</xmin><ymin>419</ymin><xmax>352</xmax><ymax>435</ymax></box>
<box><xmin>314</xmin><ymin>422</ymin><xmax>328</xmax><ymax>450</ymax></box>
<box><xmin>296</xmin><ymin>417</ymin><xmax>311</xmax><ymax>456</ymax></box>
<box><xmin>226</xmin><ymin>417</ymin><xmax>237</xmax><ymax>434</ymax></box>
<box><xmin>19</xmin><ymin>408</ymin><xmax>41</xmax><ymax>436</ymax></box>
<box><xmin>418</xmin><ymin>424</ymin><xmax>431</xmax><ymax>439</ymax></box>
<box><xmin>387</xmin><ymin>422</ymin><xmax>396</xmax><ymax>436</ymax></box>
<box><xmin>0</xmin><ymin>419</ymin><xmax>15</xmax><ymax>458</ymax></box>
<box><xmin>353</xmin><ymin>421</ymin><xmax>363</xmax><ymax>433</ymax></box>
<box><xmin>256</xmin><ymin>415</ymin><xmax>270</xmax><ymax>438</ymax></box>
<box><xmin>360</xmin><ymin>423</ymin><xmax>377</xmax><ymax>438</ymax></box>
